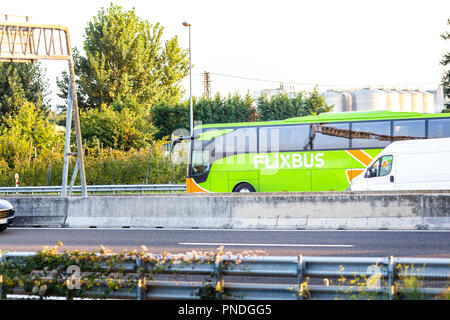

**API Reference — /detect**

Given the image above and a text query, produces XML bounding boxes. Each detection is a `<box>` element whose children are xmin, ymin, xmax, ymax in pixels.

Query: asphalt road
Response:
<box><xmin>1</xmin><ymin>227</ymin><xmax>449</xmax><ymax>258</ymax></box>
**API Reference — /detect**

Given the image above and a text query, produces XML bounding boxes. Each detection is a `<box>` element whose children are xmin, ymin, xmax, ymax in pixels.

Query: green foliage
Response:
<box><xmin>441</xmin><ymin>19</ymin><xmax>450</xmax><ymax>113</ymax></box>
<box><xmin>150</xmin><ymin>102</ymin><xmax>189</xmax><ymax>140</ymax></box>
<box><xmin>150</xmin><ymin>88</ymin><xmax>331</xmax><ymax>140</ymax></box>
<box><xmin>194</xmin><ymin>93</ymin><xmax>255</xmax><ymax>124</ymax></box>
<box><xmin>0</xmin><ymin>101</ymin><xmax>63</xmax><ymax>170</ymax></box>
<box><xmin>302</xmin><ymin>86</ymin><xmax>333</xmax><ymax>115</ymax></box>
<box><xmin>256</xmin><ymin>92</ymin><xmax>305</xmax><ymax>121</ymax></box>
<box><xmin>256</xmin><ymin>86</ymin><xmax>332</xmax><ymax>121</ymax></box>
<box><xmin>0</xmin><ymin>244</ymin><xmax>138</xmax><ymax>299</ymax></box>
<box><xmin>80</xmin><ymin>104</ymin><xmax>153</xmax><ymax>151</ymax></box>
<box><xmin>0</xmin><ymin>62</ymin><xmax>50</xmax><ymax>120</ymax></box>
<box><xmin>83</xmin><ymin>141</ymin><xmax>185</xmax><ymax>185</ymax></box>
<box><xmin>0</xmin><ymin>245</ymin><xmax>251</xmax><ymax>300</ymax></box>
<box><xmin>150</xmin><ymin>93</ymin><xmax>256</xmax><ymax>140</ymax></box>
<box><xmin>0</xmin><ymin>141</ymin><xmax>185</xmax><ymax>187</ymax></box>
<box><xmin>57</xmin><ymin>3</ymin><xmax>189</xmax><ymax>112</ymax></box>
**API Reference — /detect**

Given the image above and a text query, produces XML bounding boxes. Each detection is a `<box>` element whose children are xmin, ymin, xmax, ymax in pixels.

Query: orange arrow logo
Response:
<box><xmin>345</xmin><ymin>150</ymin><xmax>374</xmax><ymax>183</ymax></box>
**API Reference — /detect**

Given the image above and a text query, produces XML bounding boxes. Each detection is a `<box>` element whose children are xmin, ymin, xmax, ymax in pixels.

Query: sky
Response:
<box><xmin>1</xmin><ymin>0</ymin><xmax>450</xmax><ymax>108</ymax></box>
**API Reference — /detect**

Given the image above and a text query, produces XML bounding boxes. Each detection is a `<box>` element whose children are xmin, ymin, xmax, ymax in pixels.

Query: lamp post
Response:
<box><xmin>182</xmin><ymin>21</ymin><xmax>193</xmax><ymax>136</ymax></box>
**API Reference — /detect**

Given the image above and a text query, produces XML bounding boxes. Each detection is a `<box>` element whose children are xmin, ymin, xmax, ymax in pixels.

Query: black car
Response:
<box><xmin>0</xmin><ymin>199</ymin><xmax>14</xmax><ymax>232</ymax></box>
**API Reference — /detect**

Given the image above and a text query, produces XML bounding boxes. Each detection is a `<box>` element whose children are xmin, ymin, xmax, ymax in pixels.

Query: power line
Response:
<box><xmin>207</xmin><ymin>71</ymin><xmax>441</xmax><ymax>89</ymax></box>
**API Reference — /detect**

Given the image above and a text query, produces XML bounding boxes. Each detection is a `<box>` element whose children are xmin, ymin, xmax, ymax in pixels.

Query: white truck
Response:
<box><xmin>348</xmin><ymin>137</ymin><xmax>450</xmax><ymax>191</ymax></box>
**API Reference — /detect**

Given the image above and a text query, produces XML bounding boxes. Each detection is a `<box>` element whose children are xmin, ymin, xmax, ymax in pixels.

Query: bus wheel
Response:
<box><xmin>233</xmin><ymin>183</ymin><xmax>255</xmax><ymax>193</ymax></box>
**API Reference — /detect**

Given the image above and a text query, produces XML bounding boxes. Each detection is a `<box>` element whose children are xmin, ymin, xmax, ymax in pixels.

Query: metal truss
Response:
<box><xmin>0</xmin><ymin>20</ymin><xmax>87</xmax><ymax>197</ymax></box>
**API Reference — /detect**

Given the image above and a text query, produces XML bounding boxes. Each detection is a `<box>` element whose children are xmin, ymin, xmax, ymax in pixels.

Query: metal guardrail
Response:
<box><xmin>0</xmin><ymin>184</ymin><xmax>187</xmax><ymax>194</ymax></box>
<box><xmin>1</xmin><ymin>253</ymin><xmax>448</xmax><ymax>300</ymax></box>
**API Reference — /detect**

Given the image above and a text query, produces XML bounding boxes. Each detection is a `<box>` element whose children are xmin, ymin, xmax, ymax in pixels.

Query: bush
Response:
<box><xmin>0</xmin><ymin>140</ymin><xmax>185</xmax><ymax>187</ymax></box>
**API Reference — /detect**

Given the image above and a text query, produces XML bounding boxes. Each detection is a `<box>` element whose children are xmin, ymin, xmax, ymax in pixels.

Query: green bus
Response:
<box><xmin>184</xmin><ymin>110</ymin><xmax>450</xmax><ymax>193</ymax></box>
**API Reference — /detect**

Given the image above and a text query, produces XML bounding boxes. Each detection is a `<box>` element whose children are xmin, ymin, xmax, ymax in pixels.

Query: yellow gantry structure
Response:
<box><xmin>0</xmin><ymin>17</ymin><xmax>87</xmax><ymax>197</ymax></box>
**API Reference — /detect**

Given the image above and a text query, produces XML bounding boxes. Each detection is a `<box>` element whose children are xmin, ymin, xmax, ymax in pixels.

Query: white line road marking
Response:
<box><xmin>179</xmin><ymin>242</ymin><xmax>354</xmax><ymax>248</ymax></box>
<box><xmin>9</xmin><ymin>227</ymin><xmax>444</xmax><ymax>233</ymax></box>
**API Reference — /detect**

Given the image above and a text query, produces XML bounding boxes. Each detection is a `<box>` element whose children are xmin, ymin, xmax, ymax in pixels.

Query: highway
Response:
<box><xmin>1</xmin><ymin>227</ymin><xmax>449</xmax><ymax>258</ymax></box>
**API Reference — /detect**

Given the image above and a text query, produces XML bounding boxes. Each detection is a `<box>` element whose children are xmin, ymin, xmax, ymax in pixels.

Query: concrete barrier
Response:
<box><xmin>3</xmin><ymin>191</ymin><xmax>450</xmax><ymax>230</ymax></box>
<box><xmin>6</xmin><ymin>196</ymin><xmax>68</xmax><ymax>227</ymax></box>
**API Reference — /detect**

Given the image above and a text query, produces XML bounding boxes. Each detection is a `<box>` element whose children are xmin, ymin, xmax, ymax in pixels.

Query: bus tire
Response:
<box><xmin>233</xmin><ymin>183</ymin><xmax>255</xmax><ymax>193</ymax></box>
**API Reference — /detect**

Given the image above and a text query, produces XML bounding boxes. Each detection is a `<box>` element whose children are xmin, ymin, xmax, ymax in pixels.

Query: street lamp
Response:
<box><xmin>182</xmin><ymin>21</ymin><xmax>193</xmax><ymax>136</ymax></box>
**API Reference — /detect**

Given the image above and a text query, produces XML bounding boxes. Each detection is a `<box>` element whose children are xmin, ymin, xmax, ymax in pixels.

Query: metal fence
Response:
<box><xmin>1</xmin><ymin>253</ymin><xmax>448</xmax><ymax>300</ymax></box>
<box><xmin>0</xmin><ymin>184</ymin><xmax>186</xmax><ymax>194</ymax></box>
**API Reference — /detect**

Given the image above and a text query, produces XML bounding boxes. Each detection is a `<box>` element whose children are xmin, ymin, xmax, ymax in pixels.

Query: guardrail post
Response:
<box><xmin>136</xmin><ymin>257</ymin><xmax>147</xmax><ymax>300</ymax></box>
<box><xmin>388</xmin><ymin>255</ymin><xmax>397</xmax><ymax>300</ymax></box>
<box><xmin>214</xmin><ymin>256</ymin><xmax>224</xmax><ymax>299</ymax></box>
<box><xmin>297</xmin><ymin>255</ymin><xmax>305</xmax><ymax>300</ymax></box>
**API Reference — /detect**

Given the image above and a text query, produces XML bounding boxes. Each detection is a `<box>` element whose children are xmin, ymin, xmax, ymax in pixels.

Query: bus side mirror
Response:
<box><xmin>170</xmin><ymin>135</ymin><xmax>193</xmax><ymax>153</ymax></box>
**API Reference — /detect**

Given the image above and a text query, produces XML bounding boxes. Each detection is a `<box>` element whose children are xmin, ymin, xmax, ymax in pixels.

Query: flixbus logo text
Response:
<box><xmin>254</xmin><ymin>153</ymin><xmax>325</xmax><ymax>169</ymax></box>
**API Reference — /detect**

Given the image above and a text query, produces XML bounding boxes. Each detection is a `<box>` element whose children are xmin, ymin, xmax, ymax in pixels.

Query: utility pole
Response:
<box><xmin>182</xmin><ymin>21</ymin><xmax>193</xmax><ymax>136</ymax></box>
<box><xmin>203</xmin><ymin>71</ymin><xmax>211</xmax><ymax>99</ymax></box>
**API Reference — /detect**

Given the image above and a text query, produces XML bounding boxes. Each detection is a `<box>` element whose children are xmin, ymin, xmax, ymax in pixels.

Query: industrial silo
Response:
<box><xmin>427</xmin><ymin>86</ymin><xmax>445</xmax><ymax>113</ymax></box>
<box><xmin>342</xmin><ymin>92</ymin><xmax>353</xmax><ymax>111</ymax></box>
<box><xmin>398</xmin><ymin>91</ymin><xmax>412</xmax><ymax>112</ymax></box>
<box><xmin>322</xmin><ymin>91</ymin><xmax>346</xmax><ymax>112</ymax></box>
<box><xmin>385</xmin><ymin>90</ymin><xmax>400</xmax><ymax>111</ymax></box>
<box><xmin>422</xmin><ymin>91</ymin><xmax>434</xmax><ymax>113</ymax></box>
<box><xmin>410</xmin><ymin>91</ymin><xmax>424</xmax><ymax>113</ymax></box>
<box><xmin>352</xmin><ymin>88</ymin><xmax>387</xmax><ymax>111</ymax></box>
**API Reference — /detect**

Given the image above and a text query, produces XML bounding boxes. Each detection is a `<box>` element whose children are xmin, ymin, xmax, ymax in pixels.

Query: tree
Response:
<box><xmin>441</xmin><ymin>19</ymin><xmax>450</xmax><ymax>113</ymax></box>
<box><xmin>302</xmin><ymin>85</ymin><xmax>333</xmax><ymax>116</ymax></box>
<box><xmin>256</xmin><ymin>92</ymin><xmax>305</xmax><ymax>121</ymax></box>
<box><xmin>0</xmin><ymin>101</ymin><xmax>63</xmax><ymax>168</ymax></box>
<box><xmin>0</xmin><ymin>62</ymin><xmax>50</xmax><ymax>120</ymax></box>
<box><xmin>57</xmin><ymin>4</ymin><xmax>189</xmax><ymax>112</ymax></box>
<box><xmin>150</xmin><ymin>93</ymin><xmax>255</xmax><ymax>140</ymax></box>
<box><xmin>256</xmin><ymin>86</ymin><xmax>332</xmax><ymax>121</ymax></box>
<box><xmin>80</xmin><ymin>104</ymin><xmax>152</xmax><ymax>151</ymax></box>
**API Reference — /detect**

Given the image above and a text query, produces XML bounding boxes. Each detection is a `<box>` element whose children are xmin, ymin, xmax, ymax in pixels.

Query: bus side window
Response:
<box><xmin>393</xmin><ymin>120</ymin><xmax>425</xmax><ymax>141</ymax></box>
<box><xmin>351</xmin><ymin>121</ymin><xmax>391</xmax><ymax>148</ymax></box>
<box><xmin>235</xmin><ymin>128</ymin><xmax>257</xmax><ymax>153</ymax></box>
<box><xmin>214</xmin><ymin>127</ymin><xmax>257</xmax><ymax>159</ymax></box>
<box><xmin>259</xmin><ymin>125</ymin><xmax>310</xmax><ymax>153</ymax></box>
<box><xmin>428</xmin><ymin>118</ymin><xmax>450</xmax><ymax>138</ymax></box>
<box><xmin>312</xmin><ymin>122</ymin><xmax>350</xmax><ymax>150</ymax></box>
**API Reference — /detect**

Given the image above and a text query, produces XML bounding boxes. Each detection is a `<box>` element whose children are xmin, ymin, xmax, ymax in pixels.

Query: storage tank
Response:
<box><xmin>398</xmin><ymin>91</ymin><xmax>412</xmax><ymax>112</ymax></box>
<box><xmin>321</xmin><ymin>91</ymin><xmax>346</xmax><ymax>112</ymax></box>
<box><xmin>410</xmin><ymin>91</ymin><xmax>424</xmax><ymax>113</ymax></box>
<box><xmin>422</xmin><ymin>91</ymin><xmax>434</xmax><ymax>113</ymax></box>
<box><xmin>352</xmin><ymin>88</ymin><xmax>387</xmax><ymax>111</ymax></box>
<box><xmin>385</xmin><ymin>90</ymin><xmax>400</xmax><ymax>111</ymax></box>
<box><xmin>342</xmin><ymin>92</ymin><xmax>353</xmax><ymax>111</ymax></box>
<box><xmin>428</xmin><ymin>86</ymin><xmax>445</xmax><ymax>113</ymax></box>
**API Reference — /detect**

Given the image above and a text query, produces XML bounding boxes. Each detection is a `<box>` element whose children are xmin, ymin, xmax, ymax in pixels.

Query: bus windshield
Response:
<box><xmin>192</xmin><ymin>148</ymin><xmax>210</xmax><ymax>176</ymax></box>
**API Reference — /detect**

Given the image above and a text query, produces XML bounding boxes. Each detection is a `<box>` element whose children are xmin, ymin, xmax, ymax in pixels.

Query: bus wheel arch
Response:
<box><xmin>233</xmin><ymin>182</ymin><xmax>256</xmax><ymax>193</ymax></box>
